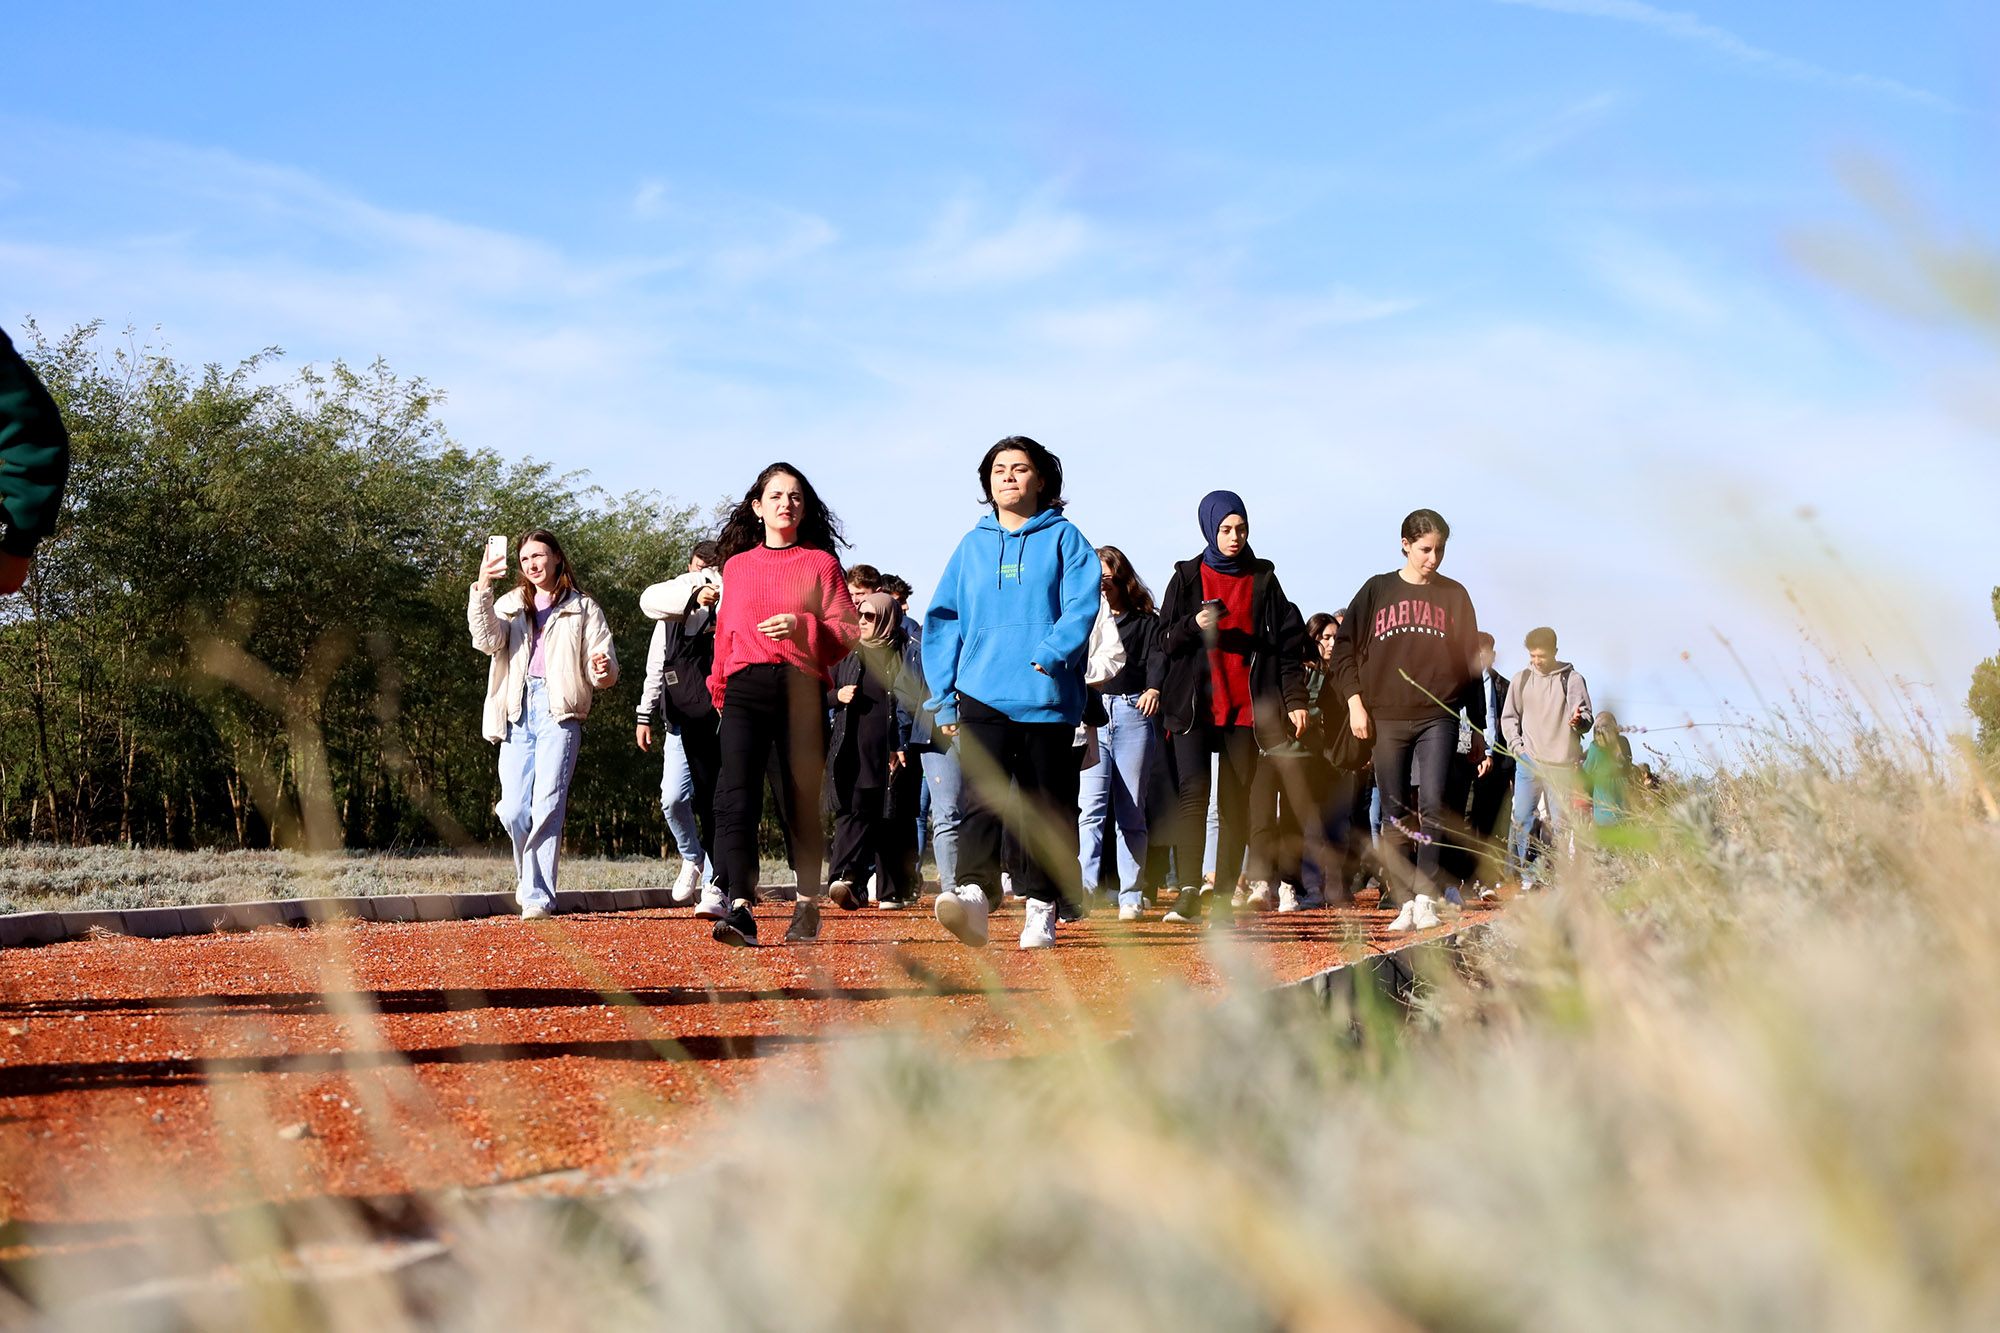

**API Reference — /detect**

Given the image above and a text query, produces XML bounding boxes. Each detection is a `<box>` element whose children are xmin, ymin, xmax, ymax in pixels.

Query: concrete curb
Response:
<box><xmin>1274</xmin><ymin>918</ymin><xmax>1492</xmax><ymax>1011</ymax></box>
<box><xmin>0</xmin><ymin>887</ymin><xmax>686</xmax><ymax>948</ymax></box>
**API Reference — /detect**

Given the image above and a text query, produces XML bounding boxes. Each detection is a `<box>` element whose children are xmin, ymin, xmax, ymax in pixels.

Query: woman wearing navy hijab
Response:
<box><xmin>1153</xmin><ymin>491</ymin><xmax>1309</xmax><ymax>924</ymax></box>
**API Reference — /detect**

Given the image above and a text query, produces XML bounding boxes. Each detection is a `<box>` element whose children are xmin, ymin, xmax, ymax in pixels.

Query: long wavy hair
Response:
<box><xmin>1097</xmin><ymin>545</ymin><xmax>1154</xmax><ymax>616</ymax></box>
<box><xmin>715</xmin><ymin>462</ymin><xmax>847</xmax><ymax>563</ymax></box>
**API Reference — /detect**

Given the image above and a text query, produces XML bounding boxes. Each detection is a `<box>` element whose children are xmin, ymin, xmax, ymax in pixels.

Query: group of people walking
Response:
<box><xmin>468</xmin><ymin>437</ymin><xmax>1641</xmax><ymax>950</ymax></box>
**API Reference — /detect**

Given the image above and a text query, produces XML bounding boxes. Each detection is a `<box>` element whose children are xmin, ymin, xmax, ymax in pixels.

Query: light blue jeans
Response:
<box><xmin>497</xmin><ymin>678</ymin><xmax>583</xmax><ymax>912</ymax></box>
<box><xmin>920</xmin><ymin>745</ymin><xmax>962</xmax><ymax>892</ymax></box>
<box><xmin>1509</xmin><ymin>759</ymin><xmax>1575</xmax><ymax>882</ymax></box>
<box><xmin>657</xmin><ymin>722</ymin><xmax>703</xmax><ymax>867</ymax></box>
<box><xmin>1079</xmin><ymin>694</ymin><xmax>1157</xmax><ymax>908</ymax></box>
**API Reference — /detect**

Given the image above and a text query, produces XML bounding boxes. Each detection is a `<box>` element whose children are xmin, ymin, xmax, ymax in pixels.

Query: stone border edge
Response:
<box><xmin>0</xmin><ymin>888</ymin><xmax>684</xmax><ymax>948</ymax></box>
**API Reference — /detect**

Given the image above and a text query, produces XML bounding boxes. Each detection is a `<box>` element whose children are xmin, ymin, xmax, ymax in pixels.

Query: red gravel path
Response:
<box><xmin>0</xmin><ymin>893</ymin><xmax>1497</xmax><ymax>1225</ymax></box>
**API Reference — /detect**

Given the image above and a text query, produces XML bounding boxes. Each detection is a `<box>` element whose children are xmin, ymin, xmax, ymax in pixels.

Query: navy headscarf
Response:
<box><xmin>1198</xmin><ymin>489</ymin><xmax>1251</xmax><ymax>575</ymax></box>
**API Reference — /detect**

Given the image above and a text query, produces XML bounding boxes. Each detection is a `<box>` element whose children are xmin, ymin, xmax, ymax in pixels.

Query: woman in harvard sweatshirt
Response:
<box><xmin>1155</xmin><ymin>491</ymin><xmax>1310</xmax><ymax>925</ymax></box>
<box><xmin>1327</xmin><ymin>508</ymin><xmax>1487</xmax><ymax>929</ymax></box>
<box><xmin>923</xmin><ymin>436</ymin><xmax>1100</xmax><ymax>951</ymax></box>
<box><xmin>705</xmin><ymin>463</ymin><xmax>860</xmax><ymax>948</ymax></box>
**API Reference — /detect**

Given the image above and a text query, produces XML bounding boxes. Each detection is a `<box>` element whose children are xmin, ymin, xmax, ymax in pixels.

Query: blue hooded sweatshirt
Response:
<box><xmin>922</xmin><ymin>507</ymin><xmax>1101</xmax><ymax>727</ymax></box>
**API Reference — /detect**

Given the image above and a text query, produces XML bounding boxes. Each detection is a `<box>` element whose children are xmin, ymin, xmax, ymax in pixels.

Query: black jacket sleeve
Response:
<box><xmin>1272</xmin><ymin>591</ymin><xmax>1308</xmax><ymax>713</ymax></box>
<box><xmin>1159</xmin><ymin>563</ymin><xmax>1204</xmax><ymax>656</ymax></box>
<box><xmin>1141</xmin><ymin>613</ymin><xmax>1167</xmax><ymax>693</ymax></box>
<box><xmin>1327</xmin><ymin>578</ymin><xmax>1372</xmax><ymax>706</ymax></box>
<box><xmin>1452</xmin><ymin>585</ymin><xmax>1484</xmax><ymax>720</ymax></box>
<box><xmin>0</xmin><ymin>327</ymin><xmax>71</xmax><ymax>558</ymax></box>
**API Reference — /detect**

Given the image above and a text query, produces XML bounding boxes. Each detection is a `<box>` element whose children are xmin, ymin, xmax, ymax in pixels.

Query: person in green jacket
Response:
<box><xmin>0</xmin><ymin>325</ymin><xmax>71</xmax><ymax>595</ymax></box>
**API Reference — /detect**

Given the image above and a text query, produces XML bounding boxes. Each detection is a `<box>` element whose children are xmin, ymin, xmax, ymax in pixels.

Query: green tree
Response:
<box><xmin>1972</xmin><ymin>588</ymin><xmax>2000</xmax><ymax>758</ymax></box>
<box><xmin>0</xmin><ymin>322</ymin><xmax>707</xmax><ymax>854</ymax></box>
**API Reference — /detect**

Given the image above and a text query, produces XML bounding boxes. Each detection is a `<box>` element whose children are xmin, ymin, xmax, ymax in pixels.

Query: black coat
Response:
<box><xmin>1157</xmin><ymin>556</ymin><xmax>1308</xmax><ymax>747</ymax></box>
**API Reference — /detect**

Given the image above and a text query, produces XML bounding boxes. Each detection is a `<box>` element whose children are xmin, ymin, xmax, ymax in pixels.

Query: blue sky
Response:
<box><xmin>5</xmin><ymin>1</ymin><xmax>1997</xmax><ymax>762</ymax></box>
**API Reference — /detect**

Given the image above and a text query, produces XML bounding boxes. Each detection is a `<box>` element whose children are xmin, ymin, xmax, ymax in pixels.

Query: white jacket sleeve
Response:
<box><xmin>584</xmin><ymin>598</ymin><xmax>619</xmax><ymax>688</ymax></box>
<box><xmin>1083</xmin><ymin>597</ymin><xmax>1126</xmax><ymax>688</ymax></box>
<box><xmin>468</xmin><ymin>585</ymin><xmax>508</xmax><ymax>656</ymax></box>
<box><xmin>636</xmin><ymin>620</ymin><xmax>668</xmax><ymax>721</ymax></box>
<box><xmin>640</xmin><ymin>569</ymin><xmax>719</xmax><ymax>622</ymax></box>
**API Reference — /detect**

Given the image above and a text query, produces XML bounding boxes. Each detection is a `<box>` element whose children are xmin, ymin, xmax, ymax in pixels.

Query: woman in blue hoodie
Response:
<box><xmin>923</xmin><ymin>436</ymin><xmax>1102</xmax><ymax>951</ymax></box>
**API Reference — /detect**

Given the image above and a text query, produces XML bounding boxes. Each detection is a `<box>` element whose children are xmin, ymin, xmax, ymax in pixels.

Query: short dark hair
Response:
<box><xmin>1525</xmin><ymin>626</ymin><xmax>1557</xmax><ymax>653</ymax></box>
<box><xmin>1400</xmin><ymin>508</ymin><xmax>1450</xmax><ymax>543</ymax></box>
<box><xmin>879</xmin><ymin>574</ymin><xmax>912</xmax><ymax>601</ymax></box>
<box><xmin>692</xmin><ymin>540</ymin><xmax>720</xmax><ymax>566</ymax></box>
<box><xmin>847</xmin><ymin>563</ymin><xmax>882</xmax><ymax>591</ymax></box>
<box><xmin>978</xmin><ymin>436</ymin><xmax>1065</xmax><ymax>513</ymax></box>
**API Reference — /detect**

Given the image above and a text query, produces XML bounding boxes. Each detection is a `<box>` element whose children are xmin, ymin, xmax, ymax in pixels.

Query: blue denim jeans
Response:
<box><xmin>1078</xmin><ymin>694</ymin><xmax>1158</xmax><ymax>906</ymax></box>
<box><xmin>1509</xmin><ymin>759</ymin><xmax>1576</xmax><ymax>882</ymax></box>
<box><xmin>657</xmin><ymin>722</ymin><xmax>703</xmax><ymax>867</ymax></box>
<box><xmin>920</xmin><ymin>745</ymin><xmax>962</xmax><ymax>892</ymax></box>
<box><xmin>496</xmin><ymin>677</ymin><xmax>583</xmax><ymax>912</ymax></box>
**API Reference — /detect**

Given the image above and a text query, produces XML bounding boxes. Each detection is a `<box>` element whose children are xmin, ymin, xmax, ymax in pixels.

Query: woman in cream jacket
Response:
<box><xmin>469</xmin><ymin>529</ymin><xmax>618</xmax><ymax>917</ymax></box>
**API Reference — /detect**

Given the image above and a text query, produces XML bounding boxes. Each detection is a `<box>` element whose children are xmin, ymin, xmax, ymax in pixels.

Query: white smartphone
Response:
<box><xmin>484</xmin><ymin>534</ymin><xmax>507</xmax><ymax>568</ymax></box>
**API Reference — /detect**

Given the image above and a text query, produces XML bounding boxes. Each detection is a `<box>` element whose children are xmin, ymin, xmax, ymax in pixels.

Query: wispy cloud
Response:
<box><xmin>1488</xmin><ymin>0</ymin><xmax>1951</xmax><ymax>109</ymax></box>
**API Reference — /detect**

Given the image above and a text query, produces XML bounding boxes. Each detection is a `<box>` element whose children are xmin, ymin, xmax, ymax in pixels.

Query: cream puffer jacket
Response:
<box><xmin>468</xmin><ymin>584</ymin><xmax>620</xmax><ymax>743</ymax></box>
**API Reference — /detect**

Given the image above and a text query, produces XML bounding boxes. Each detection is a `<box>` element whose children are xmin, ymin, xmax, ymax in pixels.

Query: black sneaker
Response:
<box><xmin>785</xmin><ymin>898</ymin><xmax>822</xmax><ymax>944</ymax></box>
<box><xmin>827</xmin><ymin>880</ymin><xmax>863</xmax><ymax>911</ymax></box>
<box><xmin>1202</xmin><ymin>888</ymin><xmax>1237</xmax><ymax>928</ymax></box>
<box><xmin>1162</xmin><ymin>888</ymin><xmax>1203</xmax><ymax>924</ymax></box>
<box><xmin>1056</xmin><ymin>894</ymin><xmax>1087</xmax><ymax>923</ymax></box>
<box><xmin>712</xmin><ymin>902</ymin><xmax>758</xmax><ymax>947</ymax></box>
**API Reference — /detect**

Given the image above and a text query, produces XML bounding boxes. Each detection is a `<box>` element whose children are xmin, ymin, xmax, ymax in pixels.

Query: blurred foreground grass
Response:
<box><xmin>10</xmin><ymin>729</ymin><xmax>2000</xmax><ymax>1330</ymax></box>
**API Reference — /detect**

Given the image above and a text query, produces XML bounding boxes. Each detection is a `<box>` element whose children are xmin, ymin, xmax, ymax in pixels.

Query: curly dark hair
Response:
<box><xmin>716</xmin><ymin>462</ymin><xmax>847</xmax><ymax>563</ymax></box>
<box><xmin>1096</xmin><ymin>545</ymin><xmax>1154</xmax><ymax>616</ymax></box>
<box><xmin>977</xmin><ymin>436</ymin><xmax>1065</xmax><ymax>513</ymax></box>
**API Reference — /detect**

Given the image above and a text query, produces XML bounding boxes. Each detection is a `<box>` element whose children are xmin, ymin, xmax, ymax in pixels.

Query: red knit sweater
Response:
<box><xmin>707</xmin><ymin>545</ymin><xmax>860</xmax><ymax>710</ymax></box>
<box><xmin>1201</xmin><ymin>564</ymin><xmax>1254</xmax><ymax>728</ymax></box>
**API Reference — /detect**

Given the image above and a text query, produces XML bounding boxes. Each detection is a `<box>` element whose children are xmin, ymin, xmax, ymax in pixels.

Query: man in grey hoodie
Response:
<box><xmin>1499</xmin><ymin>626</ymin><xmax>1593</xmax><ymax>886</ymax></box>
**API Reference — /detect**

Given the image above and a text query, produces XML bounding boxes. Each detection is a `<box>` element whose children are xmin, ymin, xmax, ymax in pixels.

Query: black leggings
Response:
<box><xmin>829</xmin><ymin>775</ymin><xmax>920</xmax><ymax>901</ymax></box>
<box><xmin>1170</xmin><ymin>724</ymin><xmax>1259</xmax><ymax>893</ymax></box>
<box><xmin>1370</xmin><ymin>713</ymin><xmax>1457</xmax><ymax>904</ymax></box>
<box><xmin>714</xmin><ymin>664</ymin><xmax>826</xmax><ymax>902</ymax></box>
<box><xmin>954</xmin><ymin>697</ymin><xmax>1081</xmax><ymax>905</ymax></box>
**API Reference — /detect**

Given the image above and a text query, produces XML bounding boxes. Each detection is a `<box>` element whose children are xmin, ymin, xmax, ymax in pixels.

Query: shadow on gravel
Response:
<box><xmin>0</xmin><ymin>1033</ymin><xmax>825</xmax><ymax>1097</ymax></box>
<box><xmin>0</xmin><ymin>982</ymin><xmax>1018</xmax><ymax>1019</ymax></box>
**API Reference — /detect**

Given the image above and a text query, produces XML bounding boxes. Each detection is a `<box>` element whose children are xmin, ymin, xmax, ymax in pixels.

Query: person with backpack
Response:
<box><xmin>1499</xmin><ymin>626</ymin><xmax>1594</xmax><ymax>887</ymax></box>
<box><xmin>469</xmin><ymin>529</ymin><xmax>620</xmax><ymax>918</ymax></box>
<box><xmin>705</xmin><ymin>463</ymin><xmax>860</xmax><ymax>947</ymax></box>
<box><xmin>1153</xmin><ymin>491</ymin><xmax>1310</xmax><ymax>926</ymax></box>
<box><xmin>1327</xmin><ymin>509</ymin><xmax>1487</xmax><ymax>930</ymax></box>
<box><xmin>923</xmin><ymin>436</ymin><xmax>1100</xmax><ymax>951</ymax></box>
<box><xmin>826</xmin><ymin>592</ymin><xmax>922</xmax><ymax>909</ymax></box>
<box><xmin>637</xmin><ymin>541</ymin><xmax>723</xmax><ymax>906</ymax></box>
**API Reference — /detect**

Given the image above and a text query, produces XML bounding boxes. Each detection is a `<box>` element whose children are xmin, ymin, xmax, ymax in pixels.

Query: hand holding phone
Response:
<box><xmin>477</xmin><ymin>535</ymin><xmax>508</xmax><ymax>589</ymax></box>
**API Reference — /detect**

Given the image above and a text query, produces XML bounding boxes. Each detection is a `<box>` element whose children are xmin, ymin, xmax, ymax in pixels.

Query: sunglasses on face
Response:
<box><xmin>859</xmin><ymin>612</ymin><xmax>880</xmax><ymax>621</ymax></box>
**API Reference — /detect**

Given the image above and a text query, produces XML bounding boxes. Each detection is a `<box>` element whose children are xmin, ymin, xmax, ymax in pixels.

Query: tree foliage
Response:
<box><xmin>1972</xmin><ymin>588</ymin><xmax>2000</xmax><ymax>759</ymax></box>
<box><xmin>0</xmin><ymin>322</ymin><xmax>706</xmax><ymax>853</ymax></box>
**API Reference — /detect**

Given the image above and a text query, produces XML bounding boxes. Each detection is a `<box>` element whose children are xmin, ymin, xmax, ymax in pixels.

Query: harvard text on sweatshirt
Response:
<box><xmin>1327</xmin><ymin>571</ymin><xmax>1483</xmax><ymax>724</ymax></box>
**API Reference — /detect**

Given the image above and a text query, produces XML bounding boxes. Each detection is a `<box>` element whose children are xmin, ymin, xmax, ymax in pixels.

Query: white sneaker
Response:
<box><xmin>1477</xmin><ymin>881</ymin><xmax>1497</xmax><ymax>902</ymax></box>
<box><xmin>1117</xmin><ymin>901</ymin><xmax>1142</xmax><ymax>922</ymax></box>
<box><xmin>1245</xmin><ymin>881</ymin><xmax>1275</xmax><ymax>913</ymax></box>
<box><xmin>1000</xmin><ymin>873</ymin><xmax>1016</xmax><ymax>901</ymax></box>
<box><xmin>1019</xmin><ymin>898</ymin><xmax>1057</xmax><ymax>949</ymax></box>
<box><xmin>521</xmin><ymin>905</ymin><xmax>551</xmax><ymax>921</ymax></box>
<box><xmin>1411</xmin><ymin>895</ymin><xmax>1440</xmax><ymax>930</ymax></box>
<box><xmin>1277</xmin><ymin>883</ymin><xmax>1299</xmax><ymax>913</ymax></box>
<box><xmin>935</xmin><ymin>885</ymin><xmax>990</xmax><ymax>947</ymax></box>
<box><xmin>1230</xmin><ymin>885</ymin><xmax>1249</xmax><ymax>908</ymax></box>
<box><xmin>670</xmin><ymin>858</ymin><xmax>704</xmax><ymax>905</ymax></box>
<box><xmin>1386</xmin><ymin>899</ymin><xmax>1417</xmax><ymax>932</ymax></box>
<box><xmin>694</xmin><ymin>885</ymin><xmax>728</xmax><ymax>921</ymax></box>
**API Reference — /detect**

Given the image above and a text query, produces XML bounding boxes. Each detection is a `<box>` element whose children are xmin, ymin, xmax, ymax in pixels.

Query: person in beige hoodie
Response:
<box><xmin>1498</xmin><ymin>625</ymin><xmax>1592</xmax><ymax>886</ymax></box>
<box><xmin>469</xmin><ymin>529</ymin><xmax>618</xmax><ymax>918</ymax></box>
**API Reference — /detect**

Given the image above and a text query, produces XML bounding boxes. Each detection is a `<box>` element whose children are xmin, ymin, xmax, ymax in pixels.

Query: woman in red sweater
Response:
<box><xmin>706</xmin><ymin>463</ymin><xmax>859</xmax><ymax>947</ymax></box>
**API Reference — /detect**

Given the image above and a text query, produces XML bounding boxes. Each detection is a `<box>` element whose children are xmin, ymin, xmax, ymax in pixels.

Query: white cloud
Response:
<box><xmin>1488</xmin><ymin>0</ymin><xmax>1952</xmax><ymax>109</ymax></box>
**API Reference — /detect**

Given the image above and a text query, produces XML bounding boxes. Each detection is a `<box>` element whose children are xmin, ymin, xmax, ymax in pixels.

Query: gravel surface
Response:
<box><xmin>0</xmin><ymin>891</ymin><xmax>1502</xmax><ymax>1224</ymax></box>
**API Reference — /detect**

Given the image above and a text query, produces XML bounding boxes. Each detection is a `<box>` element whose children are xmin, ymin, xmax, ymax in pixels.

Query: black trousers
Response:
<box><xmin>1171</xmin><ymin>723</ymin><xmax>1259</xmax><ymax>893</ymax></box>
<box><xmin>954</xmin><ymin>698</ymin><xmax>1081</xmax><ymax>905</ymax></box>
<box><xmin>714</xmin><ymin>664</ymin><xmax>825</xmax><ymax>902</ymax></box>
<box><xmin>1247</xmin><ymin>749</ymin><xmax>1321</xmax><ymax>887</ymax></box>
<box><xmin>1467</xmin><ymin>757</ymin><xmax>1514</xmax><ymax>885</ymax></box>
<box><xmin>1371</xmin><ymin>713</ymin><xmax>1458</xmax><ymax>905</ymax></box>
<box><xmin>671</xmin><ymin>711</ymin><xmax>725</xmax><ymax>884</ymax></box>
<box><xmin>829</xmin><ymin>775</ymin><xmax>921</xmax><ymax>902</ymax></box>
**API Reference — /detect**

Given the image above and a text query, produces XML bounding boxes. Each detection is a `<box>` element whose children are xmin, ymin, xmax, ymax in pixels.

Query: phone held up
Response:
<box><xmin>485</xmin><ymin>535</ymin><xmax>508</xmax><ymax>569</ymax></box>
